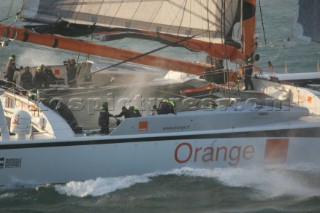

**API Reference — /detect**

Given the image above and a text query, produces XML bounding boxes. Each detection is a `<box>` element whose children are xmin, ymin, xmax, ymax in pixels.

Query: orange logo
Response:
<box><xmin>264</xmin><ymin>138</ymin><xmax>289</xmax><ymax>164</ymax></box>
<box><xmin>139</xmin><ymin>121</ymin><xmax>148</xmax><ymax>132</ymax></box>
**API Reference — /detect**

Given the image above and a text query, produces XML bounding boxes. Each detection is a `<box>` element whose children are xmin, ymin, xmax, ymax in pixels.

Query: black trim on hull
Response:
<box><xmin>1</xmin><ymin>128</ymin><xmax>320</xmax><ymax>150</ymax></box>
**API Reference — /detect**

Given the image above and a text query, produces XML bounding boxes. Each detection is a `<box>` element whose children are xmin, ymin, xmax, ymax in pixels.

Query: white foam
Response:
<box><xmin>54</xmin><ymin>167</ymin><xmax>320</xmax><ymax>198</ymax></box>
<box><xmin>0</xmin><ymin>192</ymin><xmax>15</xmax><ymax>199</ymax></box>
<box><xmin>173</xmin><ymin>167</ymin><xmax>320</xmax><ymax>199</ymax></box>
<box><xmin>161</xmin><ymin>167</ymin><xmax>320</xmax><ymax>199</ymax></box>
<box><xmin>55</xmin><ymin>174</ymin><xmax>153</xmax><ymax>197</ymax></box>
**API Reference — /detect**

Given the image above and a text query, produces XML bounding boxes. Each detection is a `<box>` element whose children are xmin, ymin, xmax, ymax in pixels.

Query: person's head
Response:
<box><xmin>129</xmin><ymin>106</ymin><xmax>134</xmax><ymax>111</ymax></box>
<box><xmin>25</xmin><ymin>66</ymin><xmax>30</xmax><ymax>72</ymax></box>
<box><xmin>122</xmin><ymin>106</ymin><xmax>127</xmax><ymax>111</ymax></box>
<box><xmin>46</xmin><ymin>66</ymin><xmax>51</xmax><ymax>70</ymax></box>
<box><xmin>36</xmin><ymin>66</ymin><xmax>41</xmax><ymax>71</ymax></box>
<box><xmin>210</xmin><ymin>101</ymin><xmax>217</xmax><ymax>108</ymax></box>
<box><xmin>8</xmin><ymin>56</ymin><xmax>14</xmax><ymax>61</ymax></box>
<box><xmin>102</xmin><ymin>102</ymin><xmax>108</xmax><ymax>109</ymax></box>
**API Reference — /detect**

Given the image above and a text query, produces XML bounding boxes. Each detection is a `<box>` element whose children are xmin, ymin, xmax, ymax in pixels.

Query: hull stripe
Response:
<box><xmin>1</xmin><ymin>127</ymin><xmax>319</xmax><ymax>150</ymax></box>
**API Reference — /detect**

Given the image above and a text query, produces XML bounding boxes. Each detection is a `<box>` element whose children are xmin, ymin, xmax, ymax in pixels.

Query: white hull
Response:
<box><xmin>1</xmin><ymin>135</ymin><xmax>320</xmax><ymax>187</ymax></box>
<box><xmin>2</xmin><ymin>78</ymin><xmax>320</xmax><ymax>187</ymax></box>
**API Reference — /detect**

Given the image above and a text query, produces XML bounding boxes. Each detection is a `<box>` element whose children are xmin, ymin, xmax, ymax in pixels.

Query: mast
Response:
<box><xmin>242</xmin><ymin>0</ymin><xmax>256</xmax><ymax>58</ymax></box>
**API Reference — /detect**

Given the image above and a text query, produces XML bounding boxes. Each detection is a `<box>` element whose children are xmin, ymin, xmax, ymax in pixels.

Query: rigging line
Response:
<box><xmin>177</xmin><ymin>0</ymin><xmax>188</xmax><ymax>36</ymax></box>
<box><xmin>65</xmin><ymin>0</ymin><xmax>80</xmax><ymax>24</ymax></box>
<box><xmin>0</xmin><ymin>0</ymin><xmax>17</xmax><ymax>23</ymax></box>
<box><xmin>189</xmin><ymin>0</ymin><xmax>191</xmax><ymax>31</ymax></box>
<box><xmin>91</xmin><ymin>32</ymin><xmax>202</xmax><ymax>75</ymax></box>
<box><xmin>224</xmin><ymin>1</ymin><xmax>231</xmax><ymax>100</ymax></box>
<box><xmin>33</xmin><ymin>0</ymin><xmax>66</xmax><ymax>25</ymax></box>
<box><xmin>207</xmin><ymin>0</ymin><xmax>219</xmax><ymax>50</ymax></box>
<box><xmin>258</xmin><ymin>0</ymin><xmax>267</xmax><ymax>45</ymax></box>
<box><xmin>167</xmin><ymin>0</ymin><xmax>186</xmax><ymax>33</ymax></box>
<box><xmin>146</xmin><ymin>0</ymin><xmax>164</xmax><ymax>30</ymax></box>
<box><xmin>109</xmin><ymin>0</ymin><xmax>124</xmax><ymax>27</ymax></box>
<box><xmin>206</xmin><ymin>0</ymin><xmax>214</xmax><ymax>67</ymax></box>
<box><xmin>96</xmin><ymin>0</ymin><xmax>105</xmax><ymax>18</ymax></box>
<box><xmin>222</xmin><ymin>0</ymin><xmax>234</xmax><ymax>28</ymax></box>
<box><xmin>208</xmin><ymin>0</ymin><xmax>223</xmax><ymax>29</ymax></box>
<box><xmin>88</xmin><ymin>0</ymin><xmax>106</xmax><ymax>36</ymax></box>
<box><xmin>6</xmin><ymin>0</ymin><xmax>15</xmax><ymax>20</ymax></box>
<box><xmin>206</xmin><ymin>0</ymin><xmax>209</xmax><ymax>47</ymax></box>
<box><xmin>0</xmin><ymin>15</ymin><xmax>16</xmax><ymax>23</ymax></box>
<box><xmin>128</xmin><ymin>0</ymin><xmax>142</xmax><ymax>24</ymax></box>
<box><xmin>74</xmin><ymin>0</ymin><xmax>86</xmax><ymax>26</ymax></box>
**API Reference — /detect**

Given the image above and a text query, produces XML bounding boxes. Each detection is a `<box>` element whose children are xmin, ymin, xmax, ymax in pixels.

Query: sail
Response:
<box><xmin>294</xmin><ymin>0</ymin><xmax>320</xmax><ymax>43</ymax></box>
<box><xmin>21</xmin><ymin>0</ymin><xmax>242</xmax><ymax>47</ymax></box>
<box><xmin>0</xmin><ymin>0</ymin><xmax>256</xmax><ymax>73</ymax></box>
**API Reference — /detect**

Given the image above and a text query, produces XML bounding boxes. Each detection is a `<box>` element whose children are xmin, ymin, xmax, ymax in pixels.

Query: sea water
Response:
<box><xmin>1</xmin><ymin>0</ymin><xmax>320</xmax><ymax>212</ymax></box>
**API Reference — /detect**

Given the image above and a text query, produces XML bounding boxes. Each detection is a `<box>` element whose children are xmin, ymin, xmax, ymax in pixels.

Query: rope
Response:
<box><xmin>258</xmin><ymin>0</ymin><xmax>267</xmax><ymax>45</ymax></box>
<box><xmin>91</xmin><ymin>31</ymin><xmax>202</xmax><ymax>75</ymax></box>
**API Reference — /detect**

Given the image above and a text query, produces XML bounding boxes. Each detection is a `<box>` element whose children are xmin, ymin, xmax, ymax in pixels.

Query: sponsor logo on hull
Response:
<box><xmin>0</xmin><ymin>158</ymin><xmax>22</xmax><ymax>169</ymax></box>
<box><xmin>174</xmin><ymin>142</ymin><xmax>255</xmax><ymax>166</ymax></box>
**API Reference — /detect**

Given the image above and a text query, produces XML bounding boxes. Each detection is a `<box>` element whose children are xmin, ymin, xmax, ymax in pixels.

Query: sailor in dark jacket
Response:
<box><xmin>128</xmin><ymin>106</ymin><xmax>141</xmax><ymax>117</ymax></box>
<box><xmin>33</xmin><ymin>66</ymin><xmax>45</xmax><ymax>89</ymax></box>
<box><xmin>44</xmin><ymin>66</ymin><xmax>57</xmax><ymax>88</ymax></box>
<box><xmin>243</xmin><ymin>57</ymin><xmax>254</xmax><ymax>91</ymax></box>
<box><xmin>20</xmin><ymin>66</ymin><xmax>33</xmax><ymax>90</ymax></box>
<box><xmin>6</xmin><ymin>55</ymin><xmax>22</xmax><ymax>87</ymax></box>
<box><xmin>115</xmin><ymin>106</ymin><xmax>130</xmax><ymax>118</ymax></box>
<box><xmin>98</xmin><ymin>102</ymin><xmax>113</xmax><ymax>134</ymax></box>
<box><xmin>157</xmin><ymin>99</ymin><xmax>175</xmax><ymax>114</ymax></box>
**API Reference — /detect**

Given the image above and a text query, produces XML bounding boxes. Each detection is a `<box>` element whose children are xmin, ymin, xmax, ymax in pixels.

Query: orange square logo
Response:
<box><xmin>308</xmin><ymin>96</ymin><xmax>312</xmax><ymax>103</ymax></box>
<box><xmin>264</xmin><ymin>138</ymin><xmax>289</xmax><ymax>165</ymax></box>
<box><xmin>139</xmin><ymin>121</ymin><xmax>148</xmax><ymax>132</ymax></box>
<box><xmin>54</xmin><ymin>69</ymin><xmax>60</xmax><ymax>76</ymax></box>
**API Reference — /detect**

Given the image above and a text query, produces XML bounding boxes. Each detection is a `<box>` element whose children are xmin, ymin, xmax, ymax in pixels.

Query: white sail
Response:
<box><xmin>21</xmin><ymin>0</ymin><xmax>242</xmax><ymax>44</ymax></box>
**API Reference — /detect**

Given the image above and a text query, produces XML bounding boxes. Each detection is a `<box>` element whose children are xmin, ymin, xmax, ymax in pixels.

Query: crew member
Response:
<box><xmin>13</xmin><ymin>67</ymin><xmax>22</xmax><ymax>86</ymax></box>
<box><xmin>243</xmin><ymin>57</ymin><xmax>254</xmax><ymax>91</ymax></box>
<box><xmin>6</xmin><ymin>55</ymin><xmax>22</xmax><ymax>87</ymax></box>
<box><xmin>128</xmin><ymin>106</ymin><xmax>141</xmax><ymax>117</ymax></box>
<box><xmin>44</xmin><ymin>66</ymin><xmax>57</xmax><ymax>88</ymax></box>
<box><xmin>20</xmin><ymin>66</ymin><xmax>33</xmax><ymax>90</ymax></box>
<box><xmin>169</xmin><ymin>100</ymin><xmax>176</xmax><ymax>114</ymax></box>
<box><xmin>66</xmin><ymin>59</ymin><xmax>77</xmax><ymax>87</ymax></box>
<box><xmin>210</xmin><ymin>101</ymin><xmax>218</xmax><ymax>109</ymax></box>
<box><xmin>33</xmin><ymin>66</ymin><xmax>45</xmax><ymax>89</ymax></box>
<box><xmin>98</xmin><ymin>102</ymin><xmax>113</xmax><ymax>134</ymax></box>
<box><xmin>115</xmin><ymin>106</ymin><xmax>130</xmax><ymax>118</ymax></box>
<box><xmin>157</xmin><ymin>99</ymin><xmax>175</xmax><ymax>114</ymax></box>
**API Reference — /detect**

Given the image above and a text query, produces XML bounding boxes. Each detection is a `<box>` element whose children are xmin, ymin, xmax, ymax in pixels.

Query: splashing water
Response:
<box><xmin>55</xmin><ymin>175</ymin><xmax>153</xmax><ymax>197</ymax></box>
<box><xmin>54</xmin><ymin>166</ymin><xmax>320</xmax><ymax>199</ymax></box>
